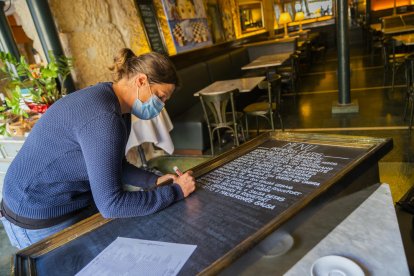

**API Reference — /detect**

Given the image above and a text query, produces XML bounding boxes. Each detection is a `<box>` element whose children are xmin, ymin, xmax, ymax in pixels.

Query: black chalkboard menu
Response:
<box><xmin>13</xmin><ymin>132</ymin><xmax>392</xmax><ymax>275</ymax></box>
<box><xmin>136</xmin><ymin>0</ymin><xmax>167</xmax><ymax>54</ymax></box>
<box><xmin>197</xmin><ymin>139</ymin><xmax>367</xmax><ymax>213</ymax></box>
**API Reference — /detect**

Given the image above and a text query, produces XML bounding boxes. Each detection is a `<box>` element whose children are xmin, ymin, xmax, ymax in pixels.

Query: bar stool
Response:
<box><xmin>310</xmin><ymin>35</ymin><xmax>326</xmax><ymax>64</ymax></box>
<box><xmin>369</xmin><ymin>30</ymin><xmax>384</xmax><ymax>63</ymax></box>
<box><xmin>199</xmin><ymin>89</ymin><xmax>245</xmax><ymax>155</ymax></box>
<box><xmin>383</xmin><ymin>38</ymin><xmax>409</xmax><ymax>90</ymax></box>
<box><xmin>243</xmin><ymin>74</ymin><xmax>283</xmax><ymax>138</ymax></box>
<box><xmin>277</xmin><ymin>54</ymin><xmax>299</xmax><ymax>99</ymax></box>
<box><xmin>296</xmin><ymin>40</ymin><xmax>311</xmax><ymax>74</ymax></box>
<box><xmin>403</xmin><ymin>54</ymin><xmax>414</xmax><ymax>131</ymax></box>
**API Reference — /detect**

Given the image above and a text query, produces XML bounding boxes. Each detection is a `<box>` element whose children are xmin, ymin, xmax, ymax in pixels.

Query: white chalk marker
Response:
<box><xmin>173</xmin><ymin>166</ymin><xmax>183</xmax><ymax>176</ymax></box>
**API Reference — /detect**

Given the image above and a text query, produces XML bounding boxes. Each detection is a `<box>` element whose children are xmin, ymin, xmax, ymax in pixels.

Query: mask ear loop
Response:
<box><xmin>136</xmin><ymin>75</ymin><xmax>149</xmax><ymax>102</ymax></box>
<box><xmin>137</xmin><ymin>75</ymin><xmax>153</xmax><ymax>102</ymax></box>
<box><xmin>146</xmin><ymin>74</ymin><xmax>153</xmax><ymax>94</ymax></box>
<box><xmin>136</xmin><ymin>85</ymin><xmax>141</xmax><ymax>102</ymax></box>
<box><xmin>147</xmin><ymin>82</ymin><xmax>154</xmax><ymax>97</ymax></box>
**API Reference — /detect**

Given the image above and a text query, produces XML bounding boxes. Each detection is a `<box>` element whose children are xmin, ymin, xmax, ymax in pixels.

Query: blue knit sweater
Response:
<box><xmin>3</xmin><ymin>82</ymin><xmax>183</xmax><ymax>221</ymax></box>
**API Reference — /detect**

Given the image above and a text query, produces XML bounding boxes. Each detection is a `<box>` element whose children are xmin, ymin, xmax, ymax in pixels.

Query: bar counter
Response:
<box><xmin>12</xmin><ymin>132</ymin><xmax>398</xmax><ymax>275</ymax></box>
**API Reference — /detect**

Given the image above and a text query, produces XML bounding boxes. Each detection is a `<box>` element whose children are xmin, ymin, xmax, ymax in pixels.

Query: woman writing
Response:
<box><xmin>0</xmin><ymin>49</ymin><xmax>196</xmax><ymax>249</ymax></box>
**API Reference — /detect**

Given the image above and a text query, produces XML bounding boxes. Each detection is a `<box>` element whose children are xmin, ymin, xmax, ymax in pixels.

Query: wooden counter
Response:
<box><xmin>12</xmin><ymin>132</ymin><xmax>393</xmax><ymax>275</ymax></box>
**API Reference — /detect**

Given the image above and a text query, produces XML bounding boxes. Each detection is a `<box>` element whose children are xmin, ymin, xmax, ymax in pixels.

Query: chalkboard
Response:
<box><xmin>13</xmin><ymin>132</ymin><xmax>393</xmax><ymax>275</ymax></box>
<box><xmin>197</xmin><ymin>139</ymin><xmax>366</xmax><ymax>213</ymax></box>
<box><xmin>136</xmin><ymin>1</ymin><xmax>167</xmax><ymax>54</ymax></box>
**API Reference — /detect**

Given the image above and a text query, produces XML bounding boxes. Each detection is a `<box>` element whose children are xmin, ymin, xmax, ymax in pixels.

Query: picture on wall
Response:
<box><xmin>161</xmin><ymin>0</ymin><xmax>213</xmax><ymax>53</ymax></box>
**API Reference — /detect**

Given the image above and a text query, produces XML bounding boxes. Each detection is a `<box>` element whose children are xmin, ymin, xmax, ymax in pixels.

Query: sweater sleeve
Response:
<box><xmin>122</xmin><ymin>159</ymin><xmax>158</xmax><ymax>188</ymax></box>
<box><xmin>76</xmin><ymin>113</ymin><xmax>184</xmax><ymax>218</ymax></box>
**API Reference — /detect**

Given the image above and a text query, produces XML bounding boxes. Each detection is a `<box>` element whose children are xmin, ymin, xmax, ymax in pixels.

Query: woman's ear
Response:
<box><xmin>134</xmin><ymin>73</ymin><xmax>148</xmax><ymax>88</ymax></box>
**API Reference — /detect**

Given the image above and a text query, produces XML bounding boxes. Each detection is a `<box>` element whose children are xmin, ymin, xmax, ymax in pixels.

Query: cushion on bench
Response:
<box><xmin>166</xmin><ymin>62</ymin><xmax>210</xmax><ymax>119</ymax></box>
<box><xmin>169</xmin><ymin>102</ymin><xmax>209</xmax><ymax>151</ymax></box>
<box><xmin>229</xmin><ymin>47</ymin><xmax>250</xmax><ymax>77</ymax></box>
<box><xmin>167</xmin><ymin>62</ymin><xmax>211</xmax><ymax>152</ymax></box>
<box><xmin>205</xmin><ymin>54</ymin><xmax>235</xmax><ymax>82</ymax></box>
<box><xmin>402</xmin><ymin>14</ymin><xmax>414</xmax><ymax>25</ymax></box>
<box><xmin>247</xmin><ymin>39</ymin><xmax>297</xmax><ymax>61</ymax></box>
<box><xmin>167</xmin><ymin>48</ymin><xmax>251</xmax><ymax>153</ymax></box>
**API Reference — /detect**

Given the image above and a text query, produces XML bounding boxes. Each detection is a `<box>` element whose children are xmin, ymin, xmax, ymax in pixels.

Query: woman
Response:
<box><xmin>0</xmin><ymin>48</ymin><xmax>196</xmax><ymax>249</ymax></box>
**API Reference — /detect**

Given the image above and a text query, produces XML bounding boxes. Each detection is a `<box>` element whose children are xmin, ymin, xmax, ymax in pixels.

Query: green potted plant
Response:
<box><xmin>0</xmin><ymin>51</ymin><xmax>73</xmax><ymax>136</ymax></box>
<box><xmin>0</xmin><ymin>105</ymin><xmax>7</xmax><ymax>136</ymax></box>
<box><xmin>0</xmin><ymin>51</ymin><xmax>73</xmax><ymax>109</ymax></box>
<box><xmin>3</xmin><ymin>86</ymin><xmax>31</xmax><ymax>136</ymax></box>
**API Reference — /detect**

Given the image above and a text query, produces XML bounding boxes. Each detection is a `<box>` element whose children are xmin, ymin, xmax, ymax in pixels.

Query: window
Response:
<box><xmin>275</xmin><ymin>0</ymin><xmax>333</xmax><ymax>27</ymax></box>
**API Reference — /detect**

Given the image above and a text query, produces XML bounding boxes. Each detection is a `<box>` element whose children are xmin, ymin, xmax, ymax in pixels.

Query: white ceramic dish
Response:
<box><xmin>311</xmin><ymin>255</ymin><xmax>365</xmax><ymax>276</ymax></box>
<box><xmin>255</xmin><ymin>230</ymin><xmax>294</xmax><ymax>257</ymax></box>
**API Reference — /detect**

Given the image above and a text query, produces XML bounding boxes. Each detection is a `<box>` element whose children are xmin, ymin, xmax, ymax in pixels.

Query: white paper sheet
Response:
<box><xmin>75</xmin><ymin>237</ymin><xmax>197</xmax><ymax>276</ymax></box>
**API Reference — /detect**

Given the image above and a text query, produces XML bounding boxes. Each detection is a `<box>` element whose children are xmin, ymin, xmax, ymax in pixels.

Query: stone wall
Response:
<box><xmin>47</xmin><ymin>0</ymin><xmax>256</xmax><ymax>89</ymax></box>
<box><xmin>49</xmin><ymin>0</ymin><xmax>150</xmax><ymax>89</ymax></box>
<box><xmin>218</xmin><ymin>0</ymin><xmax>237</xmax><ymax>41</ymax></box>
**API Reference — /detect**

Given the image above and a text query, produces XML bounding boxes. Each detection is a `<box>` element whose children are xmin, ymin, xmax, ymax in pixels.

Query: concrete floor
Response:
<box><xmin>1</xmin><ymin>27</ymin><xmax>414</xmax><ymax>274</ymax></box>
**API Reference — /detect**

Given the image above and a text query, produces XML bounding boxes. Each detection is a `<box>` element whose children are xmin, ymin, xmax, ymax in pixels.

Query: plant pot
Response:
<box><xmin>6</xmin><ymin>112</ymin><xmax>41</xmax><ymax>136</ymax></box>
<box><xmin>26</xmin><ymin>113</ymin><xmax>41</xmax><ymax>129</ymax></box>
<box><xmin>7</xmin><ymin>120</ymin><xmax>28</xmax><ymax>136</ymax></box>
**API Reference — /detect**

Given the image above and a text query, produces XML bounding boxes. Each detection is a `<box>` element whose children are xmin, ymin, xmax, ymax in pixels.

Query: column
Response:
<box><xmin>26</xmin><ymin>0</ymin><xmax>75</xmax><ymax>93</ymax></box>
<box><xmin>332</xmin><ymin>0</ymin><xmax>359</xmax><ymax>113</ymax></box>
<box><xmin>0</xmin><ymin>2</ymin><xmax>20</xmax><ymax>59</ymax></box>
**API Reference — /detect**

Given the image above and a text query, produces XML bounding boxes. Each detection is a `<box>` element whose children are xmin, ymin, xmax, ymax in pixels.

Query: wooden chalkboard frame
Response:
<box><xmin>135</xmin><ymin>0</ymin><xmax>167</xmax><ymax>54</ymax></box>
<box><xmin>11</xmin><ymin>132</ymin><xmax>392</xmax><ymax>275</ymax></box>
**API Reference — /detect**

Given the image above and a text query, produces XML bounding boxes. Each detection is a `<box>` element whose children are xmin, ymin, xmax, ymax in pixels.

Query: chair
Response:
<box><xmin>243</xmin><ymin>74</ymin><xmax>283</xmax><ymax>137</ymax></box>
<box><xmin>199</xmin><ymin>89</ymin><xmax>245</xmax><ymax>155</ymax></box>
<box><xmin>403</xmin><ymin>54</ymin><xmax>414</xmax><ymax>131</ymax></box>
<box><xmin>277</xmin><ymin>54</ymin><xmax>299</xmax><ymax>99</ymax></box>
<box><xmin>295</xmin><ymin>40</ymin><xmax>311</xmax><ymax>74</ymax></box>
<box><xmin>383</xmin><ymin>38</ymin><xmax>409</xmax><ymax>90</ymax></box>
<box><xmin>368</xmin><ymin>30</ymin><xmax>384</xmax><ymax>63</ymax></box>
<box><xmin>310</xmin><ymin>35</ymin><xmax>326</xmax><ymax>64</ymax></box>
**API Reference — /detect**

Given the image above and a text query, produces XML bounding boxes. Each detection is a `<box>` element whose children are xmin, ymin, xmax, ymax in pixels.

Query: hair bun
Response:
<box><xmin>109</xmin><ymin>48</ymin><xmax>136</xmax><ymax>82</ymax></box>
<box><xmin>108</xmin><ymin>49</ymin><xmax>178</xmax><ymax>87</ymax></box>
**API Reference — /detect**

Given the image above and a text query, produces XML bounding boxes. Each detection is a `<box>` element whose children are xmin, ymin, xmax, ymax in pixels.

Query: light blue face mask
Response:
<box><xmin>131</xmin><ymin>84</ymin><xmax>164</xmax><ymax>120</ymax></box>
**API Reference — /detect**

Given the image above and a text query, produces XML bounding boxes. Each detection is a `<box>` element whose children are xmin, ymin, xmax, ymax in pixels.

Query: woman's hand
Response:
<box><xmin>156</xmin><ymin>171</ymin><xmax>196</xmax><ymax>197</ymax></box>
<box><xmin>156</xmin><ymin>174</ymin><xmax>176</xmax><ymax>186</ymax></box>
<box><xmin>174</xmin><ymin>171</ymin><xmax>196</xmax><ymax>197</ymax></box>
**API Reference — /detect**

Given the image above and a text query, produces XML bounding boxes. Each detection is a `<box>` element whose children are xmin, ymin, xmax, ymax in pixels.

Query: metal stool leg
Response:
<box><xmin>392</xmin><ymin>63</ymin><xmax>396</xmax><ymax>90</ymax></box>
<box><xmin>137</xmin><ymin>145</ymin><xmax>148</xmax><ymax>168</ymax></box>
<box><xmin>217</xmin><ymin>130</ymin><xmax>222</xmax><ymax>149</ymax></box>
<box><xmin>239</xmin><ymin>123</ymin><xmax>246</xmax><ymax>143</ymax></box>
<box><xmin>404</xmin><ymin>91</ymin><xmax>410</xmax><ymax>120</ymax></box>
<box><xmin>245</xmin><ymin>115</ymin><xmax>250</xmax><ymax>140</ymax></box>
<box><xmin>278</xmin><ymin>112</ymin><xmax>284</xmax><ymax>131</ymax></box>
<box><xmin>208</xmin><ymin>127</ymin><xmax>214</xmax><ymax>156</ymax></box>
<box><xmin>234</xmin><ymin>124</ymin><xmax>239</xmax><ymax>146</ymax></box>
<box><xmin>410</xmin><ymin>96</ymin><xmax>414</xmax><ymax>132</ymax></box>
<box><xmin>268</xmin><ymin>83</ymin><xmax>275</xmax><ymax>131</ymax></box>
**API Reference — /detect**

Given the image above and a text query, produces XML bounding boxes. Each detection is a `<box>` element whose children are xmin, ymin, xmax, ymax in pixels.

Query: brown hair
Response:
<box><xmin>109</xmin><ymin>48</ymin><xmax>179</xmax><ymax>88</ymax></box>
